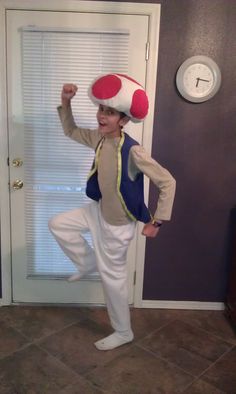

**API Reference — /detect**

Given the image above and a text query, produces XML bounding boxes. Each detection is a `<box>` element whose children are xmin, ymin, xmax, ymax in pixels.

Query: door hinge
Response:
<box><xmin>145</xmin><ymin>42</ymin><xmax>150</xmax><ymax>61</ymax></box>
<box><xmin>7</xmin><ymin>157</ymin><xmax>9</xmax><ymax>166</ymax></box>
<box><xmin>133</xmin><ymin>271</ymin><xmax>136</xmax><ymax>286</ymax></box>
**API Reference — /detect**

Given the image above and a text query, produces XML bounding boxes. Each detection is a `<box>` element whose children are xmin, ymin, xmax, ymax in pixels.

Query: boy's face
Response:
<box><xmin>96</xmin><ymin>104</ymin><xmax>129</xmax><ymax>137</ymax></box>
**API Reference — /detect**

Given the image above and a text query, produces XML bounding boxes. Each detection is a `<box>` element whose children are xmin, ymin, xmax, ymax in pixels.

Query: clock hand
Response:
<box><xmin>196</xmin><ymin>77</ymin><xmax>210</xmax><ymax>88</ymax></box>
<box><xmin>198</xmin><ymin>78</ymin><xmax>210</xmax><ymax>83</ymax></box>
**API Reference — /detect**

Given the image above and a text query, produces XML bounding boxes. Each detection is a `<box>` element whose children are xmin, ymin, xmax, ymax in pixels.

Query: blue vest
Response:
<box><xmin>86</xmin><ymin>132</ymin><xmax>151</xmax><ymax>223</ymax></box>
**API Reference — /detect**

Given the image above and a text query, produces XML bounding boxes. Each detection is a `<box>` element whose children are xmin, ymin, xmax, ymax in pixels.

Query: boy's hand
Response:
<box><xmin>61</xmin><ymin>84</ymin><xmax>78</xmax><ymax>106</ymax></box>
<box><xmin>142</xmin><ymin>222</ymin><xmax>160</xmax><ymax>238</ymax></box>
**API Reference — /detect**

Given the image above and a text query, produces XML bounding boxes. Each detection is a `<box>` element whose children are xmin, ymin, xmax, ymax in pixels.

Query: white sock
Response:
<box><xmin>67</xmin><ymin>273</ymin><xmax>83</xmax><ymax>282</ymax></box>
<box><xmin>94</xmin><ymin>331</ymin><xmax>134</xmax><ymax>351</ymax></box>
<box><xmin>68</xmin><ymin>266</ymin><xmax>96</xmax><ymax>282</ymax></box>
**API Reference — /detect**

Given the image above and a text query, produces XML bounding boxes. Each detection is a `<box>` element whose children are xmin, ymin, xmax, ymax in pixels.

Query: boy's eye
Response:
<box><xmin>98</xmin><ymin>105</ymin><xmax>118</xmax><ymax>116</ymax></box>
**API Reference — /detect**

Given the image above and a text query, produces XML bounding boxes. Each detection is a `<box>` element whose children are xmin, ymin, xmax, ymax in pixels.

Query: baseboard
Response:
<box><xmin>0</xmin><ymin>298</ymin><xmax>225</xmax><ymax>310</ymax></box>
<box><xmin>0</xmin><ymin>298</ymin><xmax>11</xmax><ymax>306</ymax></box>
<box><xmin>141</xmin><ymin>300</ymin><xmax>225</xmax><ymax>310</ymax></box>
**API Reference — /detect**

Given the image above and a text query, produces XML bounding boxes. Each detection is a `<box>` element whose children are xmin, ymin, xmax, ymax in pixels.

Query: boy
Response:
<box><xmin>49</xmin><ymin>74</ymin><xmax>176</xmax><ymax>350</ymax></box>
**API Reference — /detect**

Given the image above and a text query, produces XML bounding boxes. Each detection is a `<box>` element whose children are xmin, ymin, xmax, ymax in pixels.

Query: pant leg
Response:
<box><xmin>88</xmin><ymin>204</ymin><xmax>136</xmax><ymax>334</ymax></box>
<box><xmin>49</xmin><ymin>201</ymin><xmax>136</xmax><ymax>334</ymax></box>
<box><xmin>48</xmin><ymin>203</ymin><xmax>97</xmax><ymax>277</ymax></box>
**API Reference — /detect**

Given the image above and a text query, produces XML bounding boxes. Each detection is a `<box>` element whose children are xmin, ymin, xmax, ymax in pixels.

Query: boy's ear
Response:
<box><xmin>119</xmin><ymin>115</ymin><xmax>130</xmax><ymax>127</ymax></box>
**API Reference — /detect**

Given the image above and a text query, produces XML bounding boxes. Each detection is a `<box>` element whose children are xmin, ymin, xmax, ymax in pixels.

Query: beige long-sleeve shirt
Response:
<box><xmin>58</xmin><ymin>105</ymin><xmax>176</xmax><ymax>225</ymax></box>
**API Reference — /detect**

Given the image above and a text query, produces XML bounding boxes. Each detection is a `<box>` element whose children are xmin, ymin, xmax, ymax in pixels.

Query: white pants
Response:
<box><xmin>48</xmin><ymin>202</ymin><xmax>136</xmax><ymax>334</ymax></box>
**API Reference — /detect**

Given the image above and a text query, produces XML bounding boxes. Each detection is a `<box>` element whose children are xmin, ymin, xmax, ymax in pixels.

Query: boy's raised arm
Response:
<box><xmin>58</xmin><ymin>84</ymin><xmax>100</xmax><ymax>149</ymax></box>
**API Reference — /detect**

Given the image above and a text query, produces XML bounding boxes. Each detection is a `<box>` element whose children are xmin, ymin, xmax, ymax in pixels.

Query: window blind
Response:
<box><xmin>22</xmin><ymin>29</ymin><xmax>129</xmax><ymax>278</ymax></box>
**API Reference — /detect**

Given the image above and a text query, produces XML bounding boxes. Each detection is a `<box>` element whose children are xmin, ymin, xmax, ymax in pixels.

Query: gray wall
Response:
<box><xmin>143</xmin><ymin>0</ymin><xmax>236</xmax><ymax>301</ymax></box>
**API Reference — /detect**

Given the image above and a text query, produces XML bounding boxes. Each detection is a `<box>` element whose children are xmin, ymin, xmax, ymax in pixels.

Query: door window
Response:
<box><xmin>22</xmin><ymin>28</ymin><xmax>129</xmax><ymax>278</ymax></box>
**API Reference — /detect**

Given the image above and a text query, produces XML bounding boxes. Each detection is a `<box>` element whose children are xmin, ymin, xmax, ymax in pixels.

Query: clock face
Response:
<box><xmin>176</xmin><ymin>56</ymin><xmax>221</xmax><ymax>103</ymax></box>
<box><xmin>183</xmin><ymin>63</ymin><xmax>214</xmax><ymax>98</ymax></box>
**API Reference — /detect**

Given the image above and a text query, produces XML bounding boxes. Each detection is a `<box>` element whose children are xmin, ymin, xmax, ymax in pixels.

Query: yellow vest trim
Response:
<box><xmin>87</xmin><ymin>137</ymin><xmax>105</xmax><ymax>180</ymax></box>
<box><xmin>116</xmin><ymin>132</ymin><xmax>137</xmax><ymax>222</ymax></box>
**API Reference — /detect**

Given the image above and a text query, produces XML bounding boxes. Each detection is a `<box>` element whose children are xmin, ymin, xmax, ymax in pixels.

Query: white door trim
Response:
<box><xmin>0</xmin><ymin>0</ymin><xmax>161</xmax><ymax>306</ymax></box>
<box><xmin>0</xmin><ymin>1</ymin><xmax>12</xmax><ymax>305</ymax></box>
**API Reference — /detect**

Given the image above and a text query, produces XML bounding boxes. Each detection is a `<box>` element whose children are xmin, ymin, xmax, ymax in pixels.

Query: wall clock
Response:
<box><xmin>176</xmin><ymin>55</ymin><xmax>221</xmax><ymax>103</ymax></box>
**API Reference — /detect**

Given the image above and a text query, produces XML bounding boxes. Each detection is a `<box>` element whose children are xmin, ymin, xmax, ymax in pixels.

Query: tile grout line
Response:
<box><xmin>134</xmin><ymin>316</ymin><xmax>235</xmax><ymax>348</ymax></box>
<box><xmin>135</xmin><ymin>342</ymin><xmax>196</xmax><ymax>379</ymax></box>
<box><xmin>135</xmin><ymin>339</ymin><xmax>235</xmax><ymax>389</ymax></box>
<box><xmin>179</xmin><ymin>344</ymin><xmax>235</xmax><ymax>394</ymax></box>
<box><xmin>0</xmin><ymin>317</ymin><xmax>89</xmax><ymax>361</ymax></box>
<box><xmin>0</xmin><ymin>340</ymin><xmax>33</xmax><ymax>361</ymax></box>
<box><xmin>185</xmin><ymin>342</ymin><xmax>235</xmax><ymax>382</ymax></box>
<box><xmin>36</xmin><ymin>341</ymin><xmax>108</xmax><ymax>394</ymax></box>
<box><xmin>32</xmin><ymin>318</ymin><xmax>91</xmax><ymax>344</ymax></box>
<box><xmin>133</xmin><ymin>344</ymin><xmax>219</xmax><ymax>393</ymax></box>
<box><xmin>180</xmin><ymin>375</ymin><xmax>227</xmax><ymax>394</ymax></box>
<box><xmin>166</xmin><ymin>341</ymin><xmax>235</xmax><ymax>394</ymax></box>
<box><xmin>132</xmin><ymin>318</ymin><xmax>181</xmax><ymax>343</ymax></box>
<box><xmin>178</xmin><ymin>318</ymin><xmax>236</xmax><ymax>346</ymax></box>
<box><xmin>133</xmin><ymin>316</ymin><xmax>236</xmax><ymax>393</ymax></box>
<box><xmin>12</xmin><ymin>315</ymin><xmax>89</xmax><ymax>341</ymax></box>
<box><xmin>35</xmin><ymin>341</ymin><xmax>85</xmax><ymax>381</ymax></box>
<box><xmin>36</xmin><ymin>340</ymin><xmax>124</xmax><ymax>393</ymax></box>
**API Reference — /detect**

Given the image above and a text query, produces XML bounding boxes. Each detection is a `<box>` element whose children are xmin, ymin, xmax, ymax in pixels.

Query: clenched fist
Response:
<box><xmin>61</xmin><ymin>84</ymin><xmax>78</xmax><ymax>106</ymax></box>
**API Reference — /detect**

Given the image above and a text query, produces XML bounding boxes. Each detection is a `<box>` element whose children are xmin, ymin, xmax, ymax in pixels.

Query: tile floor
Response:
<box><xmin>0</xmin><ymin>305</ymin><xmax>236</xmax><ymax>393</ymax></box>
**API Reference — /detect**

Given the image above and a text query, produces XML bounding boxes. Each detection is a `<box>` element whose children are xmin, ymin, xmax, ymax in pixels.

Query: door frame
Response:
<box><xmin>0</xmin><ymin>0</ymin><xmax>161</xmax><ymax>306</ymax></box>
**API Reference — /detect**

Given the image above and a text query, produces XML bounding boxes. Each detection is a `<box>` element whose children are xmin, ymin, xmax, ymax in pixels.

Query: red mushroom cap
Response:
<box><xmin>89</xmin><ymin>74</ymin><xmax>149</xmax><ymax>123</ymax></box>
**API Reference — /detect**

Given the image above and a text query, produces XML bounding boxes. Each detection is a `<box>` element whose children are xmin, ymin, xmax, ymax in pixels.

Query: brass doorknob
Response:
<box><xmin>12</xmin><ymin>158</ymin><xmax>23</xmax><ymax>167</ymax></box>
<box><xmin>12</xmin><ymin>180</ymin><xmax>24</xmax><ymax>190</ymax></box>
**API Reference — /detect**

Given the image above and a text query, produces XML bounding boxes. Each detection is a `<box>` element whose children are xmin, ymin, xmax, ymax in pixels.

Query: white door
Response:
<box><xmin>7</xmin><ymin>9</ymin><xmax>149</xmax><ymax>303</ymax></box>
